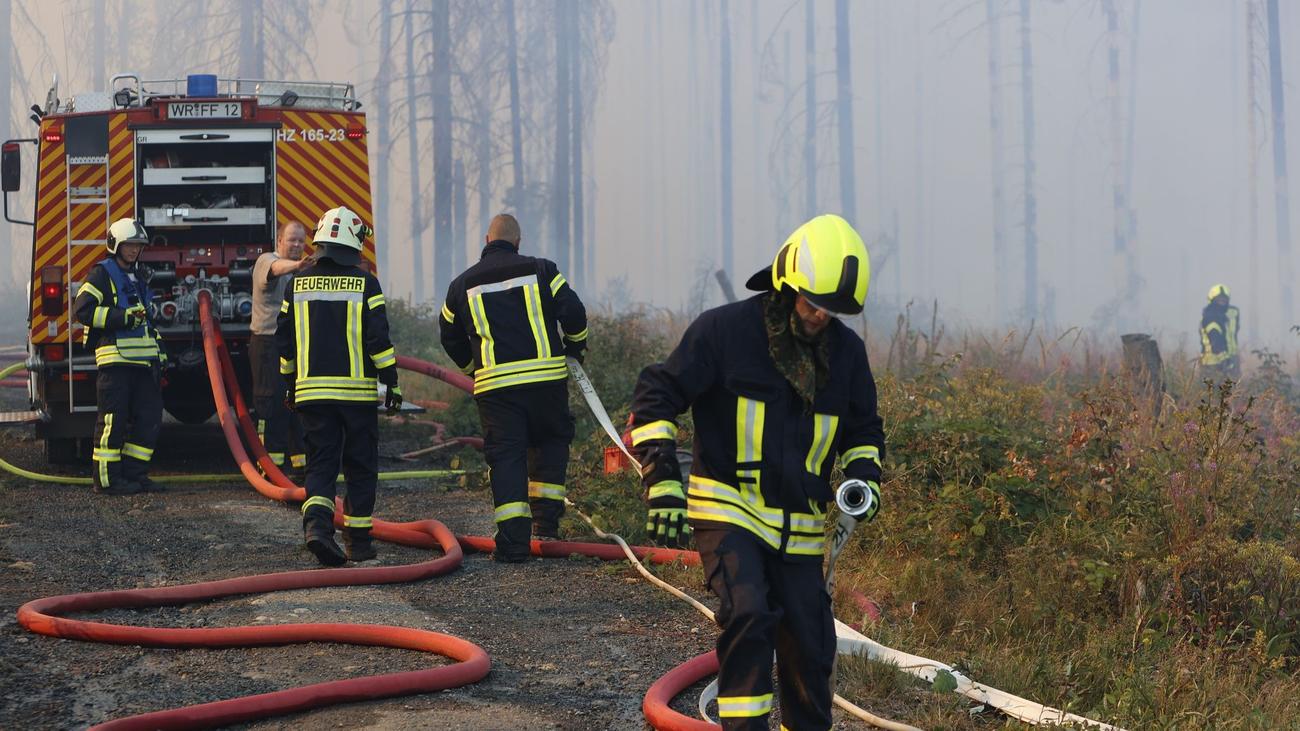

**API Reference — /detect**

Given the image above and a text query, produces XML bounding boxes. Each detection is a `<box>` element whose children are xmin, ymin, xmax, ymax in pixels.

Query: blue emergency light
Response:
<box><xmin>186</xmin><ymin>74</ymin><xmax>218</xmax><ymax>97</ymax></box>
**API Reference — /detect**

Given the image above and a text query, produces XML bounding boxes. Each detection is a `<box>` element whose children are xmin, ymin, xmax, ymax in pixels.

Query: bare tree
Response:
<box><xmin>1265</xmin><ymin>0</ymin><xmax>1292</xmax><ymax>321</ymax></box>
<box><xmin>986</xmin><ymin>0</ymin><xmax>1009</xmax><ymax>322</ymax></box>
<box><xmin>834</xmin><ymin>0</ymin><xmax>855</xmax><ymax>226</ymax></box>
<box><xmin>372</xmin><ymin>0</ymin><xmax>395</xmax><ymax>275</ymax></box>
<box><xmin>403</xmin><ymin>5</ymin><xmax>425</xmax><ymax>303</ymax></box>
<box><xmin>1018</xmin><ymin>0</ymin><xmax>1039</xmax><ymax>319</ymax></box>
<box><xmin>720</xmin><ymin>0</ymin><xmax>734</xmax><ymax>276</ymax></box>
<box><xmin>431</xmin><ymin>0</ymin><xmax>453</xmax><ymax>298</ymax></box>
<box><xmin>803</xmin><ymin>0</ymin><xmax>816</xmax><ymax>218</ymax></box>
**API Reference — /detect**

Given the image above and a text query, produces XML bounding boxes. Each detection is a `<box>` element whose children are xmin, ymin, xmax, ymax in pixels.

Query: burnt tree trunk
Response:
<box><xmin>403</xmin><ymin>9</ymin><xmax>424</xmax><ymax>302</ymax></box>
<box><xmin>1266</xmin><ymin>0</ymin><xmax>1293</xmax><ymax>321</ymax></box>
<box><xmin>720</xmin><ymin>0</ymin><xmax>733</xmax><ymax>276</ymax></box>
<box><xmin>834</xmin><ymin>0</ymin><xmax>856</xmax><ymax>225</ymax></box>
<box><xmin>551</xmin><ymin>0</ymin><xmax>573</xmax><ymax>271</ymax></box>
<box><xmin>432</xmin><ymin>0</ymin><xmax>453</xmax><ymax>297</ymax></box>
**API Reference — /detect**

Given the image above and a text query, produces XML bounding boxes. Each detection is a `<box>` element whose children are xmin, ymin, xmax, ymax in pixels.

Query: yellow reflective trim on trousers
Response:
<box><xmin>302</xmin><ymin>495</ymin><xmax>335</xmax><ymax>513</ymax></box>
<box><xmin>495</xmin><ymin>501</ymin><xmax>531</xmax><ymax>522</ymax></box>
<box><xmin>97</xmin><ymin>413</ymin><xmax>115</xmax><ymax>486</ymax></box>
<box><xmin>523</xmin><ymin>283</ymin><xmax>551</xmax><ymax>359</ymax></box>
<box><xmin>528</xmin><ymin>481</ymin><xmax>566</xmax><ymax>500</ymax></box>
<box><xmin>343</xmin><ymin>515</ymin><xmax>373</xmax><ymax>528</ymax></box>
<box><xmin>805</xmin><ymin>413</ymin><xmax>839</xmax><ymax>474</ymax></box>
<box><xmin>371</xmin><ymin>346</ymin><xmax>396</xmax><ymax>370</ymax></box>
<box><xmin>269</xmin><ymin>452</ymin><xmax>286</xmax><ymax>466</ymax></box>
<box><xmin>257</xmin><ymin>419</ymin><xmax>266</xmax><ymax>441</ymax></box>
<box><xmin>473</xmin><ymin>366</ymin><xmax>568</xmax><ymax>394</ymax></box>
<box><xmin>367</xmin><ymin>293</ymin><xmax>386</xmax><ymax>310</ymax></box>
<box><xmin>468</xmin><ymin>294</ymin><xmax>495</xmax><ymax>368</ymax></box>
<box><xmin>291</xmin><ymin>454</ymin><xmax>307</xmax><ymax>468</ymax></box>
<box><xmin>549</xmin><ymin>272</ymin><xmax>566</xmax><ymax>296</ymax></box>
<box><xmin>440</xmin><ymin>302</ymin><xmax>455</xmax><ymax>323</ymax></box>
<box><xmin>92</xmin><ymin>306</ymin><xmax>110</xmax><ymax>328</ymax></box>
<box><xmin>295</xmin><ymin>300</ymin><xmax>310</xmax><ymax>378</ymax></box>
<box><xmin>717</xmin><ymin>693</ymin><xmax>774</xmax><ymax>718</ymax></box>
<box><xmin>631</xmin><ymin>420</ymin><xmax>677</xmax><ymax>445</ymax></box>
<box><xmin>840</xmin><ymin>444</ymin><xmax>881</xmax><ymax>470</ymax></box>
<box><xmin>687</xmin><ymin>477</ymin><xmax>784</xmax><ymax>526</ymax></box>
<box><xmin>93</xmin><ymin>447</ymin><xmax>121</xmax><ymax>461</ymax></box>
<box><xmin>121</xmin><ymin>442</ymin><xmax>154</xmax><ymax>461</ymax></box>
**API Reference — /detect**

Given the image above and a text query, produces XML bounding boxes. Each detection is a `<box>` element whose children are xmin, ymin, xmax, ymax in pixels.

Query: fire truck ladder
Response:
<box><xmin>65</xmin><ymin>153</ymin><xmax>112</xmax><ymax>415</ymax></box>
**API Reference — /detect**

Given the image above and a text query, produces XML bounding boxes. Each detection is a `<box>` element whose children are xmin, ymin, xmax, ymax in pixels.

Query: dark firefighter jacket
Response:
<box><xmin>629</xmin><ymin>294</ymin><xmax>885</xmax><ymax>561</ymax></box>
<box><xmin>73</xmin><ymin>257</ymin><xmax>164</xmax><ymax>367</ymax></box>
<box><xmin>1200</xmin><ymin>302</ymin><xmax>1240</xmax><ymax>366</ymax></box>
<box><xmin>440</xmin><ymin>240</ymin><xmax>588</xmax><ymax>395</ymax></box>
<box><xmin>276</xmin><ymin>259</ymin><xmax>397</xmax><ymax>405</ymax></box>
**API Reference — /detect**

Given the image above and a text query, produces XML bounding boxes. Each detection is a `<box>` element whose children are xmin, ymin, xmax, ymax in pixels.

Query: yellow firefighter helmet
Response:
<box><xmin>745</xmin><ymin>214</ymin><xmax>870</xmax><ymax>315</ymax></box>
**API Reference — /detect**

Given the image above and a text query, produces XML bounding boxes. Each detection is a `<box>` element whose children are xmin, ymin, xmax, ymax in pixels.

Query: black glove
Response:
<box><xmin>564</xmin><ymin>344</ymin><xmax>585</xmax><ymax>365</ymax></box>
<box><xmin>284</xmin><ymin>386</ymin><xmax>297</xmax><ymax>413</ymax></box>
<box><xmin>858</xmin><ymin>481</ymin><xmax>881</xmax><ymax>523</ymax></box>
<box><xmin>124</xmin><ymin>304</ymin><xmax>148</xmax><ymax>329</ymax></box>
<box><xmin>646</xmin><ymin>480</ymin><xmax>690</xmax><ymax>546</ymax></box>
<box><xmin>384</xmin><ymin>384</ymin><xmax>403</xmax><ymax>415</ymax></box>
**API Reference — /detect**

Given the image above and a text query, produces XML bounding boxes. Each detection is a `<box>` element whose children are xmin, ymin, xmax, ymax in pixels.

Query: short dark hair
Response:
<box><xmin>487</xmin><ymin>213</ymin><xmax>522</xmax><ymax>244</ymax></box>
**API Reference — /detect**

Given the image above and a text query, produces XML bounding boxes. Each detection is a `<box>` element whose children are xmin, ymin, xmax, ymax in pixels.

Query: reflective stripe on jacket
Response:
<box><xmin>72</xmin><ymin>258</ymin><xmax>162</xmax><ymax>367</ymax></box>
<box><xmin>629</xmin><ymin>294</ymin><xmax>885</xmax><ymax>560</ymax></box>
<box><xmin>1200</xmin><ymin>303</ymin><xmax>1240</xmax><ymax>365</ymax></box>
<box><xmin>439</xmin><ymin>240</ymin><xmax>587</xmax><ymax>395</ymax></box>
<box><xmin>275</xmin><ymin>260</ymin><xmax>397</xmax><ymax>405</ymax></box>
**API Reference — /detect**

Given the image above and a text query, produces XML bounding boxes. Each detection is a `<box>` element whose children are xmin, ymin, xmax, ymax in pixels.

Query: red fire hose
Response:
<box><xmin>16</xmin><ymin>291</ymin><xmax>702</xmax><ymax>729</ymax></box>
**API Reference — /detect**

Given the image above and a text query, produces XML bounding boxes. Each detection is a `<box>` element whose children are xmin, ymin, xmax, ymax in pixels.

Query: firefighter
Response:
<box><xmin>439</xmin><ymin>213</ymin><xmax>587</xmax><ymax>563</ymax></box>
<box><xmin>1200</xmin><ymin>283</ymin><xmax>1241</xmax><ymax>381</ymax></box>
<box><xmin>629</xmin><ymin>214</ymin><xmax>885</xmax><ymax>730</ymax></box>
<box><xmin>250</xmin><ymin>221</ymin><xmax>314</xmax><ymax>474</ymax></box>
<box><xmin>276</xmin><ymin>206</ymin><xmax>402</xmax><ymax>566</ymax></box>
<box><xmin>73</xmin><ymin>218</ymin><xmax>169</xmax><ymax>495</ymax></box>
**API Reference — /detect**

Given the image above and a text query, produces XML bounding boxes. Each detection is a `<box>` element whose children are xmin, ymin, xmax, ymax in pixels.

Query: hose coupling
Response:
<box><xmin>835</xmin><ymin>479</ymin><xmax>875</xmax><ymax>519</ymax></box>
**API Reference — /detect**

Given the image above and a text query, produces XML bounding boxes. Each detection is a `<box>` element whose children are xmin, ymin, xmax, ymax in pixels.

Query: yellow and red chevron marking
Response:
<box><xmin>276</xmin><ymin>110</ymin><xmax>375</xmax><ymax>270</ymax></box>
<box><xmin>107</xmin><ymin>113</ymin><xmax>135</xmax><ymax>221</ymax></box>
<box><xmin>30</xmin><ymin>124</ymin><xmax>68</xmax><ymax>345</ymax></box>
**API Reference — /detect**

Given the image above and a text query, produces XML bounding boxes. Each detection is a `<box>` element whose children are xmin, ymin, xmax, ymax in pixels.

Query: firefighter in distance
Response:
<box><xmin>439</xmin><ymin>213</ymin><xmax>588</xmax><ymax>563</ymax></box>
<box><xmin>277</xmin><ymin>206</ymin><xmax>402</xmax><ymax>566</ymax></box>
<box><xmin>629</xmin><ymin>214</ymin><xmax>885</xmax><ymax>730</ymax></box>
<box><xmin>1200</xmin><ymin>283</ymin><xmax>1241</xmax><ymax>381</ymax></box>
<box><xmin>73</xmin><ymin>218</ymin><xmax>169</xmax><ymax>496</ymax></box>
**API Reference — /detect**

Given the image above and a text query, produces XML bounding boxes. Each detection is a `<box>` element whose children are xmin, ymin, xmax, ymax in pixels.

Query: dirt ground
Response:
<box><xmin>0</xmin><ymin>394</ymin><xmax>876</xmax><ymax>729</ymax></box>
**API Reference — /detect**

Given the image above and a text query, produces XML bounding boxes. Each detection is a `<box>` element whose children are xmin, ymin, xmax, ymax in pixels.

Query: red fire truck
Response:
<box><xmin>2</xmin><ymin>73</ymin><xmax>375</xmax><ymax>462</ymax></box>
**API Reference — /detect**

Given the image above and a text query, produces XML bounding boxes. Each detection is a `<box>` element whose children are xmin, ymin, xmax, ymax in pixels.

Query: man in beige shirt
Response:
<box><xmin>250</xmin><ymin>221</ymin><xmax>314</xmax><ymax>472</ymax></box>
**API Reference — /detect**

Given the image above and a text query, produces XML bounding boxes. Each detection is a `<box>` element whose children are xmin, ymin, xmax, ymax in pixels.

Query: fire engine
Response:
<box><xmin>2</xmin><ymin>73</ymin><xmax>375</xmax><ymax>463</ymax></box>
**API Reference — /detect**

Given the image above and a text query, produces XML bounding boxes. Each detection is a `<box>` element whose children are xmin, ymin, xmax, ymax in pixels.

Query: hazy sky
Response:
<box><xmin>5</xmin><ymin>0</ymin><xmax>1300</xmax><ymax>351</ymax></box>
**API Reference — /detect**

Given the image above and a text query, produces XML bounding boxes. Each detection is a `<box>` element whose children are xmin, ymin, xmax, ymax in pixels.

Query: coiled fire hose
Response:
<box><xmin>569</xmin><ymin>357</ymin><xmax>1123</xmax><ymax>731</ymax></box>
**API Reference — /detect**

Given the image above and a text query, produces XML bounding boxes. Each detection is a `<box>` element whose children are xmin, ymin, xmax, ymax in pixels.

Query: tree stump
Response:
<box><xmin>1121</xmin><ymin>333</ymin><xmax>1164</xmax><ymax>419</ymax></box>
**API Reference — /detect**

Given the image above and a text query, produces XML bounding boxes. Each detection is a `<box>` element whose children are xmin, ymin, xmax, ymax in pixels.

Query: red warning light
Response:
<box><xmin>345</xmin><ymin>126</ymin><xmax>365</xmax><ymax>140</ymax></box>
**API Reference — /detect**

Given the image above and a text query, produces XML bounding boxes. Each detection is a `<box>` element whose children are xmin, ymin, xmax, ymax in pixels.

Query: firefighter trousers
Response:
<box><xmin>695</xmin><ymin>527</ymin><xmax>836</xmax><ymax>731</ymax></box>
<box><xmin>92</xmin><ymin>365</ymin><xmax>163</xmax><ymax>490</ymax></box>
<box><xmin>250</xmin><ymin>334</ymin><xmax>305</xmax><ymax>469</ymax></box>
<box><xmin>476</xmin><ymin>382</ymin><xmax>575</xmax><ymax>559</ymax></box>
<box><xmin>297</xmin><ymin>404</ymin><xmax>378</xmax><ymax>533</ymax></box>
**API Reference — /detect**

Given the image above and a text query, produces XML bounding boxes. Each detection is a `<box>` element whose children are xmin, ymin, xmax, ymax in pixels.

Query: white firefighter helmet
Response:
<box><xmin>312</xmin><ymin>206</ymin><xmax>371</xmax><ymax>265</ymax></box>
<box><xmin>106</xmin><ymin>218</ymin><xmax>149</xmax><ymax>255</ymax></box>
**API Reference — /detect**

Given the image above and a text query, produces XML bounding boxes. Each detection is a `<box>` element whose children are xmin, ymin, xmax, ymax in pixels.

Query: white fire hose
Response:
<box><xmin>567</xmin><ymin>358</ymin><xmax>1122</xmax><ymax>730</ymax></box>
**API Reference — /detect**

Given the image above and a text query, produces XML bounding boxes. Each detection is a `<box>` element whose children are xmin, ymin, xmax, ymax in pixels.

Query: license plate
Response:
<box><xmin>167</xmin><ymin>101</ymin><xmax>244</xmax><ymax>120</ymax></box>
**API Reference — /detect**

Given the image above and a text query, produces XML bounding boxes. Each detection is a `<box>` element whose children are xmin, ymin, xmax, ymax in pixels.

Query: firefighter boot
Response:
<box><xmin>123</xmin><ymin>459</ymin><xmax>167</xmax><ymax>493</ymax></box>
<box><xmin>303</xmin><ymin>507</ymin><xmax>346</xmax><ymax>567</ymax></box>
<box><xmin>343</xmin><ymin>527</ymin><xmax>377</xmax><ymax>562</ymax></box>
